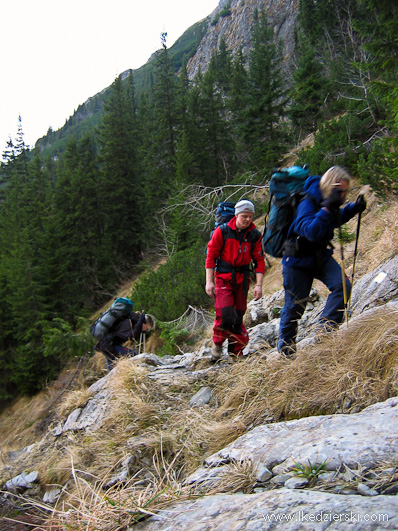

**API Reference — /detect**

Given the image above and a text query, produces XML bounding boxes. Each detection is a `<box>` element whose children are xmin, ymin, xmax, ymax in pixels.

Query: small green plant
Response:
<box><xmin>158</xmin><ymin>321</ymin><xmax>190</xmax><ymax>356</ymax></box>
<box><xmin>211</xmin><ymin>14</ymin><xmax>220</xmax><ymax>25</ymax></box>
<box><xmin>291</xmin><ymin>459</ymin><xmax>329</xmax><ymax>480</ymax></box>
<box><xmin>220</xmin><ymin>8</ymin><xmax>231</xmax><ymax>17</ymax></box>
<box><xmin>337</xmin><ymin>224</ymin><xmax>355</xmax><ymax>244</ymax></box>
<box><xmin>271</xmin><ymin>307</ymin><xmax>281</xmax><ymax>318</ymax></box>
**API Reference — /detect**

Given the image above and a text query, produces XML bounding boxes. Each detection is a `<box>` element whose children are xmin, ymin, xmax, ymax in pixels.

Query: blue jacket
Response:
<box><xmin>283</xmin><ymin>175</ymin><xmax>357</xmax><ymax>270</ymax></box>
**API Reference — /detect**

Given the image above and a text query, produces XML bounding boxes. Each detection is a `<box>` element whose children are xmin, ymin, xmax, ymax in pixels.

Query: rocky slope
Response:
<box><xmin>187</xmin><ymin>0</ymin><xmax>300</xmax><ymax>78</ymax></box>
<box><xmin>2</xmin><ymin>256</ymin><xmax>398</xmax><ymax>529</ymax></box>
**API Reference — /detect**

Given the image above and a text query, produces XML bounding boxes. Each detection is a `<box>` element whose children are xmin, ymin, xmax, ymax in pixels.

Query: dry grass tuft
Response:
<box><xmin>213</xmin><ymin>305</ymin><xmax>398</xmax><ymax>427</ymax></box>
<box><xmin>34</xmin><ymin>452</ymin><xmax>202</xmax><ymax>530</ymax></box>
<box><xmin>363</xmin><ymin>201</ymin><xmax>398</xmax><ymax>272</ymax></box>
<box><xmin>195</xmin><ymin>459</ymin><xmax>258</xmax><ymax>495</ymax></box>
<box><xmin>104</xmin><ymin>360</ymin><xmax>190</xmax><ymax>434</ymax></box>
<box><xmin>166</xmin><ymin>408</ymin><xmax>247</xmax><ymax>472</ymax></box>
<box><xmin>341</xmin><ymin>194</ymin><xmax>398</xmax><ymax>279</ymax></box>
<box><xmin>56</xmin><ymin>388</ymin><xmax>94</xmax><ymax>418</ymax></box>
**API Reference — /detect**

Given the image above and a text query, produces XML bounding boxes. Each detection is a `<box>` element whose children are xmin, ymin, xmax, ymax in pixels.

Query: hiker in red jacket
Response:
<box><xmin>205</xmin><ymin>200</ymin><xmax>265</xmax><ymax>362</ymax></box>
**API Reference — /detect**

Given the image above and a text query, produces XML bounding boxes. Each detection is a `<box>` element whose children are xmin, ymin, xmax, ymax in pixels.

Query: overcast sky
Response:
<box><xmin>1</xmin><ymin>0</ymin><xmax>219</xmax><ymax>156</ymax></box>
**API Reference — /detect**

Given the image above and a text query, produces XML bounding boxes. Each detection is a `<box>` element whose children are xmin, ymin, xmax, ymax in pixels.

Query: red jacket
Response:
<box><xmin>206</xmin><ymin>217</ymin><xmax>265</xmax><ymax>284</ymax></box>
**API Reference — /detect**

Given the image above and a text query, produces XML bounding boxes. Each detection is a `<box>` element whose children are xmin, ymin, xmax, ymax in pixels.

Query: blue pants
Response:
<box><xmin>278</xmin><ymin>255</ymin><xmax>351</xmax><ymax>354</ymax></box>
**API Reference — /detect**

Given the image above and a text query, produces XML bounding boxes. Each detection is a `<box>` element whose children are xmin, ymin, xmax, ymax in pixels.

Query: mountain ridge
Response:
<box><xmin>34</xmin><ymin>0</ymin><xmax>299</xmax><ymax>156</ymax></box>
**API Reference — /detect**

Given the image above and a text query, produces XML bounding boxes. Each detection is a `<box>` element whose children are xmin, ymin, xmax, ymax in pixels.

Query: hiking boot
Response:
<box><xmin>277</xmin><ymin>341</ymin><xmax>296</xmax><ymax>359</ymax></box>
<box><xmin>228</xmin><ymin>354</ymin><xmax>243</xmax><ymax>364</ymax></box>
<box><xmin>211</xmin><ymin>343</ymin><xmax>223</xmax><ymax>361</ymax></box>
<box><xmin>279</xmin><ymin>346</ymin><xmax>296</xmax><ymax>360</ymax></box>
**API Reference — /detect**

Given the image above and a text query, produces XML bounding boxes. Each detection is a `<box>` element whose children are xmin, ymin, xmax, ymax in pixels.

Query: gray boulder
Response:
<box><xmin>133</xmin><ymin>488</ymin><xmax>398</xmax><ymax>530</ymax></box>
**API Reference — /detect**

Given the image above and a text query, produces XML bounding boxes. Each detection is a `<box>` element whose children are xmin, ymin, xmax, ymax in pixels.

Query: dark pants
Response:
<box><xmin>278</xmin><ymin>255</ymin><xmax>351</xmax><ymax>354</ymax></box>
<box><xmin>100</xmin><ymin>342</ymin><xmax>136</xmax><ymax>372</ymax></box>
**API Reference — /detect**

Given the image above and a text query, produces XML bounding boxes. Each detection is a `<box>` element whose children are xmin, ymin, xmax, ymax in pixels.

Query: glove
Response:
<box><xmin>354</xmin><ymin>194</ymin><xmax>366</xmax><ymax>214</ymax></box>
<box><xmin>321</xmin><ymin>187</ymin><xmax>345</xmax><ymax>212</ymax></box>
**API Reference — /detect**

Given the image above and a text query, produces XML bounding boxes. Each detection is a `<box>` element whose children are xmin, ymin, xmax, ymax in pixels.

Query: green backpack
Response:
<box><xmin>262</xmin><ymin>165</ymin><xmax>310</xmax><ymax>258</ymax></box>
<box><xmin>90</xmin><ymin>297</ymin><xmax>133</xmax><ymax>340</ymax></box>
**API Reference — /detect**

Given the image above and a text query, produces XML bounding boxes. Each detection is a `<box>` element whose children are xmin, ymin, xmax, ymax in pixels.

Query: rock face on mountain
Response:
<box><xmin>187</xmin><ymin>0</ymin><xmax>300</xmax><ymax>79</ymax></box>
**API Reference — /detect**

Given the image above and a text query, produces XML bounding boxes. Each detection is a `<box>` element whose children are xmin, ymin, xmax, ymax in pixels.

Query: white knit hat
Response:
<box><xmin>235</xmin><ymin>200</ymin><xmax>255</xmax><ymax>216</ymax></box>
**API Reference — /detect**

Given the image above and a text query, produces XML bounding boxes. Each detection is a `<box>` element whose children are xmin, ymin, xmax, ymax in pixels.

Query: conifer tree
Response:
<box><xmin>144</xmin><ymin>33</ymin><xmax>179</xmax><ymax>203</ymax></box>
<box><xmin>214</xmin><ymin>38</ymin><xmax>233</xmax><ymax>93</ymax></box>
<box><xmin>229</xmin><ymin>48</ymin><xmax>249</xmax><ymax>164</ymax></box>
<box><xmin>359</xmin><ymin>0</ymin><xmax>398</xmax><ymax>128</ymax></box>
<box><xmin>355</xmin><ymin>0</ymin><xmax>398</xmax><ymax>192</ymax></box>
<box><xmin>54</xmin><ymin>135</ymin><xmax>107</xmax><ymax>311</ymax></box>
<box><xmin>0</xmin><ymin>135</ymin><xmax>62</xmax><ymax>394</ymax></box>
<box><xmin>98</xmin><ymin>72</ymin><xmax>144</xmax><ymax>273</ymax></box>
<box><xmin>243</xmin><ymin>12</ymin><xmax>289</xmax><ymax>170</ymax></box>
<box><xmin>288</xmin><ymin>34</ymin><xmax>330</xmax><ymax>137</ymax></box>
<box><xmin>174</xmin><ymin>61</ymin><xmax>198</xmax><ymax>186</ymax></box>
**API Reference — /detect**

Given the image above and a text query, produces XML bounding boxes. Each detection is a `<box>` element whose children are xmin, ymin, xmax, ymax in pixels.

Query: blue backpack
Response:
<box><xmin>206</xmin><ymin>201</ymin><xmax>236</xmax><ymax>264</ymax></box>
<box><xmin>212</xmin><ymin>201</ymin><xmax>236</xmax><ymax>236</ymax></box>
<box><xmin>90</xmin><ymin>297</ymin><xmax>134</xmax><ymax>340</ymax></box>
<box><xmin>262</xmin><ymin>165</ymin><xmax>310</xmax><ymax>258</ymax></box>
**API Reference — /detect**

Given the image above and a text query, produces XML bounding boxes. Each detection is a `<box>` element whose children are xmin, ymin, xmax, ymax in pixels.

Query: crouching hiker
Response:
<box><xmin>97</xmin><ymin>311</ymin><xmax>154</xmax><ymax>371</ymax></box>
<box><xmin>205</xmin><ymin>200</ymin><xmax>265</xmax><ymax>362</ymax></box>
<box><xmin>278</xmin><ymin>166</ymin><xmax>367</xmax><ymax>358</ymax></box>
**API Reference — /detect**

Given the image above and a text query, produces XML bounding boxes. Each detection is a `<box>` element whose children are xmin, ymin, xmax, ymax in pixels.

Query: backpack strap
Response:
<box><xmin>216</xmin><ymin>225</ymin><xmax>260</xmax><ymax>294</ymax></box>
<box><xmin>284</xmin><ymin>195</ymin><xmax>333</xmax><ymax>260</ymax></box>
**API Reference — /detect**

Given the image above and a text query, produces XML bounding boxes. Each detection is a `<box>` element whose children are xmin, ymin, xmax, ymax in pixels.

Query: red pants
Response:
<box><xmin>213</xmin><ymin>276</ymin><xmax>249</xmax><ymax>355</ymax></box>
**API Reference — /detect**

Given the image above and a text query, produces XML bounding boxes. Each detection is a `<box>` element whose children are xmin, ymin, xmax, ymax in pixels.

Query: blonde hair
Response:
<box><xmin>320</xmin><ymin>166</ymin><xmax>352</xmax><ymax>199</ymax></box>
<box><xmin>145</xmin><ymin>314</ymin><xmax>155</xmax><ymax>330</ymax></box>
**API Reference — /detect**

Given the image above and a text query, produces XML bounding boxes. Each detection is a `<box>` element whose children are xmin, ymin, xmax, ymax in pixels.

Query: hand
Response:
<box><xmin>206</xmin><ymin>281</ymin><xmax>215</xmax><ymax>298</ymax></box>
<box><xmin>321</xmin><ymin>187</ymin><xmax>345</xmax><ymax>212</ymax></box>
<box><xmin>253</xmin><ymin>285</ymin><xmax>262</xmax><ymax>300</ymax></box>
<box><xmin>354</xmin><ymin>194</ymin><xmax>366</xmax><ymax>214</ymax></box>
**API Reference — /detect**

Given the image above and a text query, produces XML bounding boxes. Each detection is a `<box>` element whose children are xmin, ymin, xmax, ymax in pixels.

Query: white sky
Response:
<box><xmin>0</xmin><ymin>0</ymin><xmax>220</xmax><ymax>155</ymax></box>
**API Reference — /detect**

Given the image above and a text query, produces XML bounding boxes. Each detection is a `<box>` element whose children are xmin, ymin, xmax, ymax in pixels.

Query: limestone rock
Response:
<box><xmin>187</xmin><ymin>0</ymin><xmax>301</xmax><ymax>80</ymax></box>
<box><xmin>186</xmin><ymin>397</ymin><xmax>398</xmax><ymax>486</ymax></box>
<box><xmin>349</xmin><ymin>255</ymin><xmax>398</xmax><ymax>316</ymax></box>
<box><xmin>189</xmin><ymin>387</ymin><xmax>212</xmax><ymax>407</ymax></box>
<box><xmin>42</xmin><ymin>487</ymin><xmax>62</xmax><ymax>504</ymax></box>
<box><xmin>5</xmin><ymin>471</ymin><xmax>40</xmax><ymax>493</ymax></box>
<box><xmin>285</xmin><ymin>476</ymin><xmax>309</xmax><ymax>489</ymax></box>
<box><xmin>133</xmin><ymin>488</ymin><xmax>398</xmax><ymax>530</ymax></box>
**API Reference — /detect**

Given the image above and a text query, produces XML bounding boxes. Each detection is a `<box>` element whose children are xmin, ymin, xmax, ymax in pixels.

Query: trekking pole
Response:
<box><xmin>338</xmin><ymin>226</ymin><xmax>349</xmax><ymax>327</ymax></box>
<box><xmin>143</xmin><ymin>331</ymin><xmax>146</xmax><ymax>353</ymax></box>
<box><xmin>138</xmin><ymin>333</ymin><xmax>143</xmax><ymax>355</ymax></box>
<box><xmin>347</xmin><ymin>206</ymin><xmax>363</xmax><ymax>312</ymax></box>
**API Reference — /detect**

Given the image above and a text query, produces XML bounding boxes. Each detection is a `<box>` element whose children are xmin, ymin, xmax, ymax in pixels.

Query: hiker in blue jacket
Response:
<box><xmin>278</xmin><ymin>166</ymin><xmax>366</xmax><ymax>357</ymax></box>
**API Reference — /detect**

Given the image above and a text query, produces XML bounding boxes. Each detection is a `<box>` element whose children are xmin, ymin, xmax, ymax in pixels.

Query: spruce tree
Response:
<box><xmin>0</xmin><ymin>135</ymin><xmax>61</xmax><ymax>394</ymax></box>
<box><xmin>144</xmin><ymin>33</ymin><xmax>178</xmax><ymax>203</ymax></box>
<box><xmin>288</xmin><ymin>34</ymin><xmax>330</xmax><ymax>137</ymax></box>
<box><xmin>355</xmin><ymin>0</ymin><xmax>398</xmax><ymax>193</ymax></box>
<box><xmin>98</xmin><ymin>73</ymin><xmax>144</xmax><ymax>273</ymax></box>
<box><xmin>243</xmin><ymin>12</ymin><xmax>289</xmax><ymax>170</ymax></box>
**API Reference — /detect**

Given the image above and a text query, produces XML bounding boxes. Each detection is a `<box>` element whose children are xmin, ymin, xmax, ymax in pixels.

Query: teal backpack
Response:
<box><xmin>90</xmin><ymin>297</ymin><xmax>133</xmax><ymax>341</ymax></box>
<box><xmin>262</xmin><ymin>165</ymin><xmax>310</xmax><ymax>258</ymax></box>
